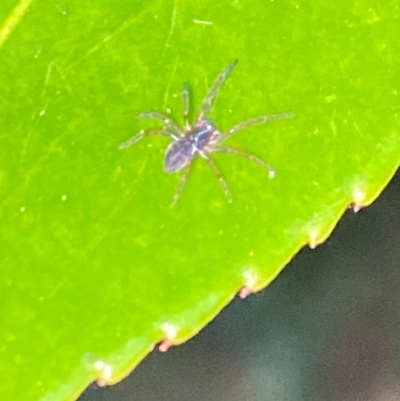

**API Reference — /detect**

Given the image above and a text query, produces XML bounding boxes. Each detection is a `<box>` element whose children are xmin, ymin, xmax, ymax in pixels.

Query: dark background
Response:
<box><xmin>80</xmin><ymin>171</ymin><xmax>400</xmax><ymax>401</ymax></box>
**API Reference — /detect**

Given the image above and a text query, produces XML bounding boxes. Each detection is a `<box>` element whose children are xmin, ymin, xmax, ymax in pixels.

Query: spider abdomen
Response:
<box><xmin>164</xmin><ymin>139</ymin><xmax>195</xmax><ymax>173</ymax></box>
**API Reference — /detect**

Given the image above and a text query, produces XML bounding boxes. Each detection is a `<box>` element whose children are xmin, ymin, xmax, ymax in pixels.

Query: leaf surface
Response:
<box><xmin>0</xmin><ymin>0</ymin><xmax>399</xmax><ymax>400</ymax></box>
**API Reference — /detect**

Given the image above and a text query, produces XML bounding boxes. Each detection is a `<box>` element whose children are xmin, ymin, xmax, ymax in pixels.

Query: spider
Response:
<box><xmin>120</xmin><ymin>60</ymin><xmax>294</xmax><ymax>205</ymax></box>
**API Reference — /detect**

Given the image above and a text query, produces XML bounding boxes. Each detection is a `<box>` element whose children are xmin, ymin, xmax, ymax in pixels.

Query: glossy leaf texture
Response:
<box><xmin>0</xmin><ymin>0</ymin><xmax>399</xmax><ymax>400</ymax></box>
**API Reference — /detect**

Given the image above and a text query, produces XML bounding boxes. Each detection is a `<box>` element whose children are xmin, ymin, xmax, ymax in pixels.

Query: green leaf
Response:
<box><xmin>1</xmin><ymin>0</ymin><xmax>399</xmax><ymax>400</ymax></box>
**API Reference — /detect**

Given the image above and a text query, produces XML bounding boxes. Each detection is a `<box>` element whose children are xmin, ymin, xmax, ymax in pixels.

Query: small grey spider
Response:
<box><xmin>120</xmin><ymin>60</ymin><xmax>294</xmax><ymax>205</ymax></box>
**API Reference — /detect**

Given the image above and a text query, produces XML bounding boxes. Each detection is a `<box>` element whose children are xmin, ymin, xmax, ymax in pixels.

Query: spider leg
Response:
<box><xmin>119</xmin><ymin>129</ymin><xmax>172</xmax><ymax>149</ymax></box>
<box><xmin>198</xmin><ymin>60</ymin><xmax>239</xmax><ymax>120</ymax></box>
<box><xmin>182</xmin><ymin>83</ymin><xmax>190</xmax><ymax>130</ymax></box>
<box><xmin>200</xmin><ymin>152</ymin><xmax>232</xmax><ymax>202</ymax></box>
<box><xmin>210</xmin><ymin>146</ymin><xmax>276</xmax><ymax>178</ymax></box>
<box><xmin>138</xmin><ymin>111</ymin><xmax>183</xmax><ymax>137</ymax></box>
<box><xmin>170</xmin><ymin>164</ymin><xmax>191</xmax><ymax>206</ymax></box>
<box><xmin>221</xmin><ymin>112</ymin><xmax>294</xmax><ymax>141</ymax></box>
